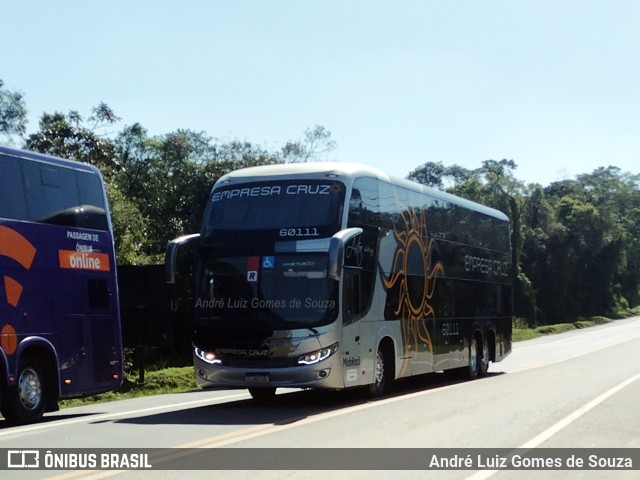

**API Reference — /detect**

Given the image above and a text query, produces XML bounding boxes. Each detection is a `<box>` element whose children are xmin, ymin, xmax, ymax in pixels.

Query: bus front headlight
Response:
<box><xmin>194</xmin><ymin>347</ymin><xmax>221</xmax><ymax>365</ymax></box>
<box><xmin>298</xmin><ymin>343</ymin><xmax>338</xmax><ymax>365</ymax></box>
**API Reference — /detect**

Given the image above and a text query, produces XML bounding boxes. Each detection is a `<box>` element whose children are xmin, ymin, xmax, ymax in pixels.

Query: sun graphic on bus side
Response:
<box><xmin>381</xmin><ymin>207</ymin><xmax>444</xmax><ymax>369</ymax></box>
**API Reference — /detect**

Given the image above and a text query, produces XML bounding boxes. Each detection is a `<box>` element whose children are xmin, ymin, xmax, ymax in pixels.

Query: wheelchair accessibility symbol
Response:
<box><xmin>262</xmin><ymin>256</ymin><xmax>275</xmax><ymax>269</ymax></box>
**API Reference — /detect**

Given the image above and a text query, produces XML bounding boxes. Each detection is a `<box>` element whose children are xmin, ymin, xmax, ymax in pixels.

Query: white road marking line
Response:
<box><xmin>465</xmin><ymin>371</ymin><xmax>640</xmax><ymax>480</ymax></box>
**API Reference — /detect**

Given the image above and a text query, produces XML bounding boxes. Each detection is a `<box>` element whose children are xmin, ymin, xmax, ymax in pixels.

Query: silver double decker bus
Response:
<box><xmin>167</xmin><ymin>163</ymin><xmax>512</xmax><ymax>402</ymax></box>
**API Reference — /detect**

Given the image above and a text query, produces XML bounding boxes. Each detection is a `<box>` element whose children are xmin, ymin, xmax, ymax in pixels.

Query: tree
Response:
<box><xmin>407</xmin><ymin>161</ymin><xmax>447</xmax><ymax>188</ymax></box>
<box><xmin>0</xmin><ymin>79</ymin><xmax>27</xmax><ymax>141</ymax></box>
<box><xmin>111</xmin><ymin>127</ymin><xmax>213</xmax><ymax>260</ymax></box>
<box><xmin>280</xmin><ymin>125</ymin><xmax>337</xmax><ymax>163</ymax></box>
<box><xmin>408</xmin><ymin>161</ymin><xmax>476</xmax><ymax>190</ymax></box>
<box><xmin>24</xmin><ymin>104</ymin><xmax>121</xmax><ymax>176</ymax></box>
<box><xmin>519</xmin><ymin>186</ymin><xmax>559</xmax><ymax>322</ymax></box>
<box><xmin>522</xmin><ymin>166</ymin><xmax>640</xmax><ymax>322</ymax></box>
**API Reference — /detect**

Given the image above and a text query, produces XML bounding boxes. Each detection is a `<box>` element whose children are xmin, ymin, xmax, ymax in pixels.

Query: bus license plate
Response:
<box><xmin>245</xmin><ymin>373</ymin><xmax>270</xmax><ymax>383</ymax></box>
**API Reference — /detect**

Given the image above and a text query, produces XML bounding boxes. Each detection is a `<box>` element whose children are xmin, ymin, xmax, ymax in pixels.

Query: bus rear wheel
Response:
<box><xmin>479</xmin><ymin>337</ymin><xmax>490</xmax><ymax>377</ymax></box>
<box><xmin>1</xmin><ymin>356</ymin><xmax>47</xmax><ymax>424</ymax></box>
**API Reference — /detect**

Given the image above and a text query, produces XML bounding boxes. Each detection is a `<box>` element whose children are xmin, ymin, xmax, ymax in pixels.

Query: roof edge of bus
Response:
<box><xmin>218</xmin><ymin>162</ymin><xmax>382</xmax><ymax>179</ymax></box>
<box><xmin>0</xmin><ymin>145</ymin><xmax>103</xmax><ymax>174</ymax></box>
<box><xmin>216</xmin><ymin>162</ymin><xmax>510</xmax><ymax>221</ymax></box>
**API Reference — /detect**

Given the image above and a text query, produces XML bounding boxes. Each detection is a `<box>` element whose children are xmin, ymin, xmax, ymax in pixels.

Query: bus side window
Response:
<box><xmin>18</xmin><ymin>160</ymin><xmax>109</xmax><ymax>230</ymax></box>
<box><xmin>0</xmin><ymin>154</ymin><xmax>29</xmax><ymax>220</ymax></box>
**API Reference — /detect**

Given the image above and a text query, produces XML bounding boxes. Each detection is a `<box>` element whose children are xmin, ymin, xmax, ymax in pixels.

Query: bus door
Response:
<box><xmin>340</xmin><ymin>227</ymin><xmax>377</xmax><ymax>387</ymax></box>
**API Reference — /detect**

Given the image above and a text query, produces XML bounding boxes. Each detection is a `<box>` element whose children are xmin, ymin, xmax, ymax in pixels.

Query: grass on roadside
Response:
<box><xmin>512</xmin><ymin>306</ymin><xmax>640</xmax><ymax>342</ymax></box>
<box><xmin>512</xmin><ymin>316</ymin><xmax>611</xmax><ymax>342</ymax></box>
<box><xmin>60</xmin><ymin>366</ymin><xmax>197</xmax><ymax>408</ymax></box>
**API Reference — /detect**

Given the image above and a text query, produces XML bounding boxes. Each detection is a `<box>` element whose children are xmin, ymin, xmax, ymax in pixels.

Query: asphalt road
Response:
<box><xmin>1</xmin><ymin>316</ymin><xmax>639</xmax><ymax>480</ymax></box>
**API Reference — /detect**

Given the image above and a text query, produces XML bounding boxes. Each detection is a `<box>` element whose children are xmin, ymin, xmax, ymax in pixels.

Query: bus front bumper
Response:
<box><xmin>193</xmin><ymin>352</ymin><xmax>344</xmax><ymax>390</ymax></box>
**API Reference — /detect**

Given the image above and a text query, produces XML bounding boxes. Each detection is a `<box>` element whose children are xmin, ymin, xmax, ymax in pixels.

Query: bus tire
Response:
<box><xmin>1</xmin><ymin>356</ymin><xmax>47</xmax><ymax>424</ymax></box>
<box><xmin>466</xmin><ymin>335</ymin><xmax>481</xmax><ymax>380</ymax></box>
<box><xmin>368</xmin><ymin>343</ymin><xmax>392</xmax><ymax>398</ymax></box>
<box><xmin>248</xmin><ymin>387</ymin><xmax>277</xmax><ymax>405</ymax></box>
<box><xmin>479</xmin><ymin>337</ymin><xmax>490</xmax><ymax>377</ymax></box>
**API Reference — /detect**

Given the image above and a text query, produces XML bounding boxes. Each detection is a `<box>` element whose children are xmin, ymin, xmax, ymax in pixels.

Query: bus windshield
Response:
<box><xmin>196</xmin><ymin>252</ymin><xmax>338</xmax><ymax>330</ymax></box>
<box><xmin>195</xmin><ymin>179</ymin><xmax>346</xmax><ymax>332</ymax></box>
<box><xmin>202</xmin><ymin>179</ymin><xmax>345</xmax><ymax>239</ymax></box>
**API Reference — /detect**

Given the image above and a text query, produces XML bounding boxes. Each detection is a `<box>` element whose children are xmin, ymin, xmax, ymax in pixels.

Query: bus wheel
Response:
<box><xmin>479</xmin><ymin>337</ymin><xmax>490</xmax><ymax>377</ymax></box>
<box><xmin>1</xmin><ymin>356</ymin><xmax>47</xmax><ymax>424</ymax></box>
<box><xmin>249</xmin><ymin>387</ymin><xmax>277</xmax><ymax>405</ymax></box>
<box><xmin>467</xmin><ymin>336</ymin><xmax>481</xmax><ymax>380</ymax></box>
<box><xmin>368</xmin><ymin>345</ymin><xmax>391</xmax><ymax>398</ymax></box>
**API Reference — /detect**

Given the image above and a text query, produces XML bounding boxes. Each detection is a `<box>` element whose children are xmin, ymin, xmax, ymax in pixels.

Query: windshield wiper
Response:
<box><xmin>281</xmin><ymin>322</ymin><xmax>321</xmax><ymax>336</ymax></box>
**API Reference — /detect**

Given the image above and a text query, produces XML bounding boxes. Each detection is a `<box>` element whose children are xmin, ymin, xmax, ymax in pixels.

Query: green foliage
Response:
<box><xmin>407</xmin><ymin>161</ymin><xmax>447</xmax><ymax>188</ymax></box>
<box><xmin>512</xmin><ymin>316</ymin><xmax>613</xmax><ymax>342</ymax></box>
<box><xmin>106</xmin><ymin>183</ymin><xmax>153</xmax><ymax>265</ymax></box>
<box><xmin>0</xmin><ymin>79</ymin><xmax>28</xmax><ymax>140</ymax></box>
<box><xmin>281</xmin><ymin>125</ymin><xmax>338</xmax><ymax>163</ymax></box>
<box><xmin>113</xmin><ymin>127</ymin><xmax>218</xmax><ymax>258</ymax></box>
<box><xmin>59</xmin><ymin>366</ymin><xmax>197</xmax><ymax>407</ymax></box>
<box><xmin>25</xmin><ymin>110</ymin><xmax>120</xmax><ymax>177</ymax></box>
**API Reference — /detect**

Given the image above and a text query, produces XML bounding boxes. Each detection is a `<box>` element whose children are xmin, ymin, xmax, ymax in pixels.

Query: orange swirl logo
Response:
<box><xmin>0</xmin><ymin>226</ymin><xmax>37</xmax><ymax>355</ymax></box>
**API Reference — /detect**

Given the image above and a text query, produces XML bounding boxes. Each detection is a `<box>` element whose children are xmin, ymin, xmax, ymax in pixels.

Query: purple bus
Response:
<box><xmin>0</xmin><ymin>146</ymin><xmax>123</xmax><ymax>424</ymax></box>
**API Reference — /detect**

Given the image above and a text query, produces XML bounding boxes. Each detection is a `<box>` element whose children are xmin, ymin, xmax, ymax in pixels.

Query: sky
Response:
<box><xmin>2</xmin><ymin>0</ymin><xmax>640</xmax><ymax>187</ymax></box>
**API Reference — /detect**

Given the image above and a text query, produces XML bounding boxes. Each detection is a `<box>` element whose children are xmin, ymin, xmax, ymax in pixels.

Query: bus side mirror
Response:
<box><xmin>165</xmin><ymin>233</ymin><xmax>200</xmax><ymax>284</ymax></box>
<box><xmin>328</xmin><ymin>227</ymin><xmax>363</xmax><ymax>281</ymax></box>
